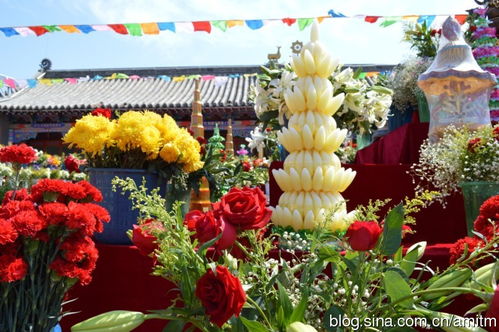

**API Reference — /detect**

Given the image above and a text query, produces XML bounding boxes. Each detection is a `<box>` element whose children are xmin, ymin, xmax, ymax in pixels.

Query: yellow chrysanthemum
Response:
<box><xmin>172</xmin><ymin>128</ymin><xmax>203</xmax><ymax>173</ymax></box>
<box><xmin>155</xmin><ymin>114</ymin><xmax>180</xmax><ymax>144</ymax></box>
<box><xmin>159</xmin><ymin>143</ymin><xmax>180</xmax><ymax>163</ymax></box>
<box><xmin>63</xmin><ymin>114</ymin><xmax>115</xmax><ymax>155</ymax></box>
<box><xmin>111</xmin><ymin>111</ymin><xmax>162</xmax><ymax>156</ymax></box>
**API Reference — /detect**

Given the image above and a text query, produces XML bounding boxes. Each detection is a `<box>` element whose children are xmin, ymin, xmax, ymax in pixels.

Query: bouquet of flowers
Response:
<box><xmin>0</xmin><ymin>144</ymin><xmax>110</xmax><ymax>332</ymax></box>
<box><xmin>250</xmin><ymin>63</ymin><xmax>393</xmax><ymax>136</ymax></box>
<box><xmin>403</xmin><ymin>21</ymin><xmax>441</xmax><ymax>58</ymax></box>
<box><xmin>63</xmin><ymin>109</ymin><xmax>203</xmax><ymax>180</ymax></box>
<box><xmin>73</xmin><ymin>178</ymin><xmax>498</xmax><ymax>332</ymax></box>
<box><xmin>411</xmin><ymin>125</ymin><xmax>499</xmax><ymax>201</ymax></box>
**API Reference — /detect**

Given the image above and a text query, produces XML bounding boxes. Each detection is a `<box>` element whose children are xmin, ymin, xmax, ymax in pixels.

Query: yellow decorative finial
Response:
<box><xmin>190</xmin><ymin>79</ymin><xmax>204</xmax><ymax>138</ymax></box>
<box><xmin>225</xmin><ymin>118</ymin><xmax>234</xmax><ymax>155</ymax></box>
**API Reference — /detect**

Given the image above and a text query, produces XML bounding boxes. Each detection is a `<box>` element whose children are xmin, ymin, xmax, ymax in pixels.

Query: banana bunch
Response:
<box><xmin>272</xmin><ymin>22</ymin><xmax>356</xmax><ymax>231</ymax></box>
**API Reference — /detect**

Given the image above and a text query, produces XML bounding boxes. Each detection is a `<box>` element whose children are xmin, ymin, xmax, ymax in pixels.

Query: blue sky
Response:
<box><xmin>0</xmin><ymin>0</ymin><xmax>477</xmax><ymax>80</ymax></box>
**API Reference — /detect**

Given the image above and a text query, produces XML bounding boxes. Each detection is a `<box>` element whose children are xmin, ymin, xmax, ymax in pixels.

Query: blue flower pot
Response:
<box><xmin>89</xmin><ymin>168</ymin><xmax>166</xmax><ymax>244</ymax></box>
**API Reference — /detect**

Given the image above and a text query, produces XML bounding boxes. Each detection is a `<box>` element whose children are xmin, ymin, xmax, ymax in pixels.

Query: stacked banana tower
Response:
<box><xmin>272</xmin><ymin>22</ymin><xmax>356</xmax><ymax>231</ymax></box>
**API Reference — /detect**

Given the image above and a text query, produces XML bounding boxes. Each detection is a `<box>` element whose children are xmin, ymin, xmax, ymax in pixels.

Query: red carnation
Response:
<box><xmin>2</xmin><ymin>188</ymin><xmax>31</xmax><ymax>205</ymax></box>
<box><xmin>0</xmin><ymin>144</ymin><xmax>37</xmax><ymax>165</ymax></box>
<box><xmin>81</xmin><ymin>203</ymin><xmax>110</xmax><ymax>233</ymax></box>
<box><xmin>65</xmin><ymin>201</ymin><xmax>98</xmax><ymax>235</ymax></box>
<box><xmin>345</xmin><ymin>221</ymin><xmax>382</xmax><ymax>251</ymax></box>
<box><xmin>60</xmin><ymin>234</ymin><xmax>97</xmax><ymax>263</ymax></box>
<box><xmin>10</xmin><ymin>209</ymin><xmax>47</xmax><ymax>237</ymax></box>
<box><xmin>449</xmin><ymin>236</ymin><xmax>485</xmax><ymax>265</ymax></box>
<box><xmin>91</xmin><ymin>107</ymin><xmax>112</xmax><ymax>118</ymax></box>
<box><xmin>0</xmin><ymin>200</ymin><xmax>35</xmax><ymax>219</ymax></box>
<box><xmin>64</xmin><ymin>155</ymin><xmax>82</xmax><ymax>173</ymax></box>
<box><xmin>467</xmin><ymin>138</ymin><xmax>482</xmax><ymax>152</ymax></box>
<box><xmin>217</xmin><ymin>187</ymin><xmax>272</xmax><ymax>231</ymax></box>
<box><xmin>195</xmin><ymin>266</ymin><xmax>246</xmax><ymax>327</ymax></box>
<box><xmin>31</xmin><ymin>179</ymin><xmax>87</xmax><ymax>203</ymax></box>
<box><xmin>77</xmin><ymin>181</ymin><xmax>103</xmax><ymax>202</ymax></box>
<box><xmin>38</xmin><ymin>202</ymin><xmax>68</xmax><ymax>226</ymax></box>
<box><xmin>0</xmin><ymin>254</ymin><xmax>28</xmax><ymax>282</ymax></box>
<box><xmin>0</xmin><ymin>219</ymin><xmax>17</xmax><ymax>245</ymax></box>
<box><xmin>131</xmin><ymin>219</ymin><xmax>164</xmax><ymax>257</ymax></box>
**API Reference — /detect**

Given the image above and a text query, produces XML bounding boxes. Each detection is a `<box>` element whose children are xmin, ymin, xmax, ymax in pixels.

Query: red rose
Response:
<box><xmin>493</xmin><ymin>126</ymin><xmax>499</xmax><ymax>140</ymax></box>
<box><xmin>132</xmin><ymin>219</ymin><xmax>164</xmax><ymax>256</ymax></box>
<box><xmin>345</xmin><ymin>221</ymin><xmax>382</xmax><ymax>251</ymax></box>
<box><xmin>486</xmin><ymin>286</ymin><xmax>499</xmax><ymax>329</ymax></box>
<box><xmin>185</xmin><ymin>210</ymin><xmax>205</xmax><ymax>231</ymax></box>
<box><xmin>195</xmin><ymin>266</ymin><xmax>246</xmax><ymax>327</ymax></box>
<box><xmin>192</xmin><ymin>210</ymin><xmax>237</xmax><ymax>251</ymax></box>
<box><xmin>430</xmin><ymin>29</ymin><xmax>437</xmax><ymax>36</ymax></box>
<box><xmin>64</xmin><ymin>155</ymin><xmax>82</xmax><ymax>173</ymax></box>
<box><xmin>242</xmin><ymin>161</ymin><xmax>252</xmax><ymax>172</ymax></box>
<box><xmin>91</xmin><ymin>107</ymin><xmax>112</xmax><ymax>118</ymax></box>
<box><xmin>217</xmin><ymin>187</ymin><xmax>272</xmax><ymax>231</ymax></box>
<box><xmin>467</xmin><ymin>138</ymin><xmax>482</xmax><ymax>152</ymax></box>
<box><xmin>0</xmin><ymin>144</ymin><xmax>37</xmax><ymax>164</ymax></box>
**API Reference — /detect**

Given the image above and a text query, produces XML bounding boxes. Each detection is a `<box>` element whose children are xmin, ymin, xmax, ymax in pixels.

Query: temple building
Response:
<box><xmin>0</xmin><ymin>63</ymin><xmax>393</xmax><ymax>153</ymax></box>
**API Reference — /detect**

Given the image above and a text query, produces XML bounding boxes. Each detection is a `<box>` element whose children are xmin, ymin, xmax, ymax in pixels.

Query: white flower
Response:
<box><xmin>246</xmin><ymin>126</ymin><xmax>266</xmax><ymax>157</ymax></box>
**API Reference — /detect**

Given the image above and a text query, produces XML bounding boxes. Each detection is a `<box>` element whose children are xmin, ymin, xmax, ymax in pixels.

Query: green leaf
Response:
<box><xmin>259</xmin><ymin>110</ymin><xmax>279</xmax><ymax>123</ymax></box>
<box><xmin>400</xmin><ymin>242</ymin><xmax>426</xmax><ymax>276</ymax></box>
<box><xmin>163</xmin><ymin>320</ymin><xmax>186</xmax><ymax>332</ymax></box>
<box><xmin>380</xmin><ymin>204</ymin><xmax>404</xmax><ymax>255</ymax></box>
<box><xmin>289</xmin><ymin>290</ymin><xmax>308</xmax><ymax>323</ymax></box>
<box><xmin>197</xmin><ymin>232</ymin><xmax>223</xmax><ymax>258</ymax></box>
<box><xmin>383</xmin><ymin>270</ymin><xmax>414</xmax><ymax>308</ymax></box>
<box><xmin>465</xmin><ymin>303</ymin><xmax>489</xmax><ymax>315</ymax></box>
<box><xmin>240</xmin><ymin>317</ymin><xmax>270</xmax><ymax>332</ymax></box>
<box><xmin>278</xmin><ymin>281</ymin><xmax>293</xmax><ymax>324</ymax></box>
<box><xmin>323</xmin><ymin>305</ymin><xmax>345</xmax><ymax>332</ymax></box>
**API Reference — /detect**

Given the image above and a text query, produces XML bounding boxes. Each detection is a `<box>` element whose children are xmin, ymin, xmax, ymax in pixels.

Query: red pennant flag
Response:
<box><xmin>282</xmin><ymin>18</ymin><xmax>296</xmax><ymax>26</ymax></box>
<box><xmin>364</xmin><ymin>16</ymin><xmax>380</xmax><ymax>23</ymax></box>
<box><xmin>29</xmin><ymin>26</ymin><xmax>49</xmax><ymax>36</ymax></box>
<box><xmin>109</xmin><ymin>24</ymin><xmax>128</xmax><ymax>34</ymax></box>
<box><xmin>454</xmin><ymin>14</ymin><xmax>467</xmax><ymax>25</ymax></box>
<box><xmin>192</xmin><ymin>21</ymin><xmax>211</xmax><ymax>33</ymax></box>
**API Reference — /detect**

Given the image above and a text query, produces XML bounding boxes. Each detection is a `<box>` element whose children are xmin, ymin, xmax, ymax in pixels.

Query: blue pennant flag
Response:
<box><xmin>245</xmin><ymin>20</ymin><xmax>264</xmax><ymax>30</ymax></box>
<box><xmin>328</xmin><ymin>9</ymin><xmax>346</xmax><ymax>17</ymax></box>
<box><xmin>74</xmin><ymin>25</ymin><xmax>95</xmax><ymax>34</ymax></box>
<box><xmin>417</xmin><ymin>15</ymin><xmax>436</xmax><ymax>27</ymax></box>
<box><xmin>157</xmin><ymin>22</ymin><xmax>175</xmax><ymax>32</ymax></box>
<box><xmin>0</xmin><ymin>27</ymin><xmax>19</xmax><ymax>37</ymax></box>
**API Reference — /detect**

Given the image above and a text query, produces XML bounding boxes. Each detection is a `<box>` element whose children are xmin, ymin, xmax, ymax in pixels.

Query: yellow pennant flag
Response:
<box><xmin>227</xmin><ymin>20</ymin><xmax>244</xmax><ymax>28</ymax></box>
<box><xmin>141</xmin><ymin>23</ymin><xmax>159</xmax><ymax>34</ymax></box>
<box><xmin>59</xmin><ymin>25</ymin><xmax>80</xmax><ymax>33</ymax></box>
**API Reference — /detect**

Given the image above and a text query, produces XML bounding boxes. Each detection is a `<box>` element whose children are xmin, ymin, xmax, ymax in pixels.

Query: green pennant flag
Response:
<box><xmin>297</xmin><ymin>18</ymin><xmax>314</xmax><ymax>31</ymax></box>
<box><xmin>115</xmin><ymin>73</ymin><xmax>129</xmax><ymax>79</ymax></box>
<box><xmin>0</xmin><ymin>80</ymin><xmax>3</xmax><ymax>88</ymax></box>
<box><xmin>187</xmin><ymin>75</ymin><xmax>201</xmax><ymax>79</ymax></box>
<box><xmin>51</xmin><ymin>79</ymin><xmax>64</xmax><ymax>84</ymax></box>
<box><xmin>124</xmin><ymin>23</ymin><xmax>143</xmax><ymax>36</ymax></box>
<box><xmin>43</xmin><ymin>25</ymin><xmax>61</xmax><ymax>32</ymax></box>
<box><xmin>379</xmin><ymin>16</ymin><xmax>401</xmax><ymax>27</ymax></box>
<box><xmin>358</xmin><ymin>72</ymin><xmax>367</xmax><ymax>79</ymax></box>
<box><xmin>211</xmin><ymin>20</ymin><xmax>228</xmax><ymax>32</ymax></box>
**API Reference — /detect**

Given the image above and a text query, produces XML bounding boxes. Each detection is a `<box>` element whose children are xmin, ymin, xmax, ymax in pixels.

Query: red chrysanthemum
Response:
<box><xmin>77</xmin><ymin>181</ymin><xmax>103</xmax><ymax>202</ymax></box>
<box><xmin>449</xmin><ymin>237</ymin><xmax>485</xmax><ymax>265</ymax></box>
<box><xmin>0</xmin><ymin>254</ymin><xmax>28</xmax><ymax>282</ymax></box>
<box><xmin>467</xmin><ymin>138</ymin><xmax>482</xmax><ymax>152</ymax></box>
<box><xmin>2</xmin><ymin>188</ymin><xmax>31</xmax><ymax>205</ymax></box>
<box><xmin>0</xmin><ymin>219</ymin><xmax>17</xmax><ymax>245</ymax></box>
<box><xmin>0</xmin><ymin>144</ymin><xmax>37</xmax><ymax>164</ymax></box>
<box><xmin>91</xmin><ymin>107</ymin><xmax>112</xmax><ymax>119</ymax></box>
<box><xmin>9</xmin><ymin>209</ymin><xmax>47</xmax><ymax>237</ymax></box>
<box><xmin>38</xmin><ymin>202</ymin><xmax>68</xmax><ymax>226</ymax></box>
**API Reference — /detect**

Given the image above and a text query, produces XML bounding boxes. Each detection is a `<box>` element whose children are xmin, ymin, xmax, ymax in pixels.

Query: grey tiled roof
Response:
<box><xmin>0</xmin><ymin>75</ymin><xmax>256</xmax><ymax>112</ymax></box>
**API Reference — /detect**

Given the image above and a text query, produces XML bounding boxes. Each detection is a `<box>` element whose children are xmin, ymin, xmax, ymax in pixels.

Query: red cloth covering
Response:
<box><xmin>60</xmin><ymin>244</ymin><xmax>175</xmax><ymax>332</ymax></box>
<box><xmin>355</xmin><ymin>123</ymin><xmax>429</xmax><ymax>165</ymax></box>
<box><xmin>269</xmin><ymin>162</ymin><xmax>467</xmax><ymax>245</ymax></box>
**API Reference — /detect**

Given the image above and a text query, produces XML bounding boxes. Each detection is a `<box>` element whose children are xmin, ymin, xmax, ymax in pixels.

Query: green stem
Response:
<box><xmin>143</xmin><ymin>314</ymin><xmax>210</xmax><ymax>332</ymax></box>
<box><xmin>246</xmin><ymin>295</ymin><xmax>272</xmax><ymax>329</ymax></box>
